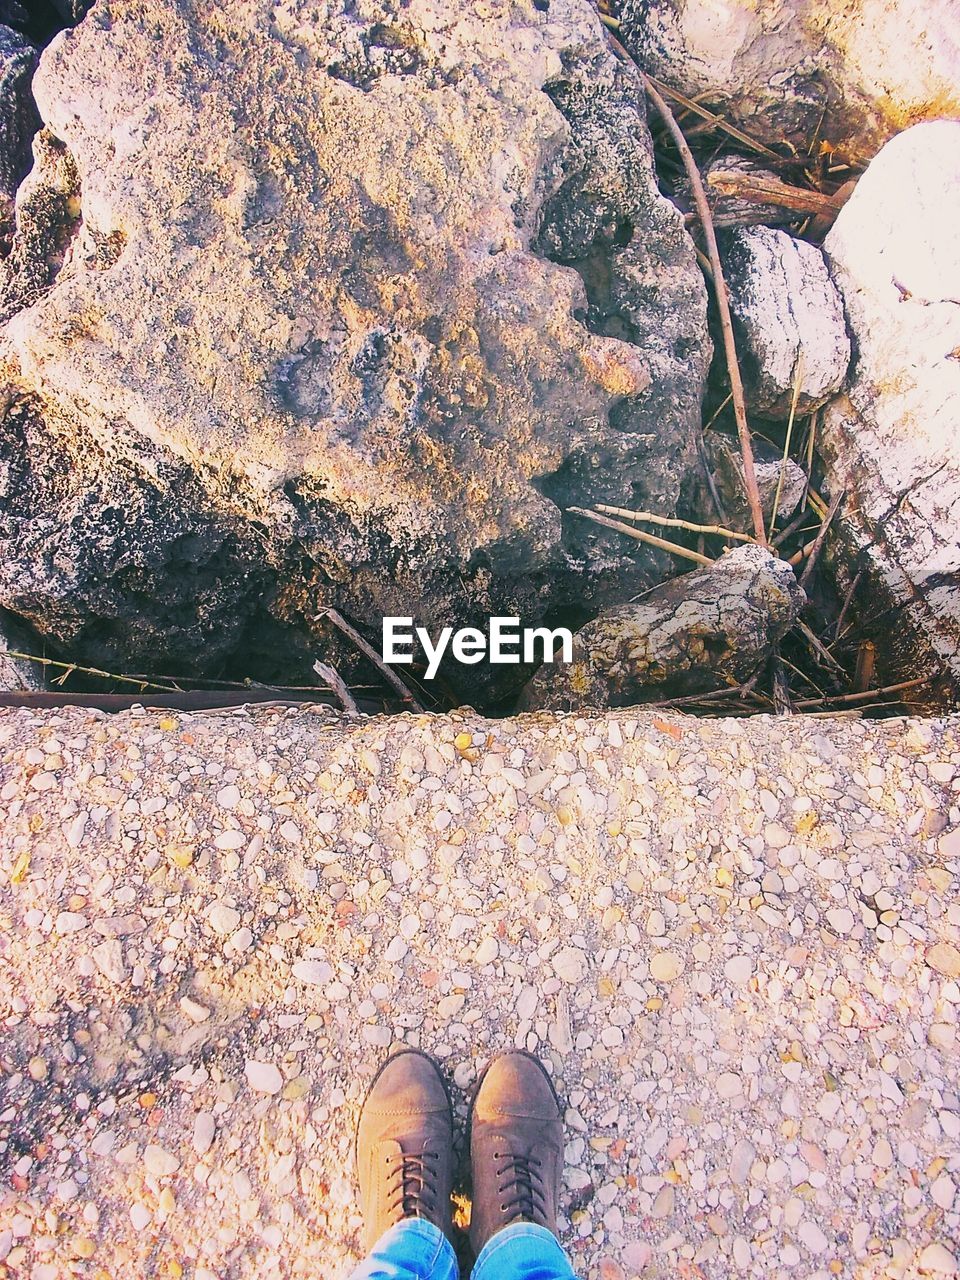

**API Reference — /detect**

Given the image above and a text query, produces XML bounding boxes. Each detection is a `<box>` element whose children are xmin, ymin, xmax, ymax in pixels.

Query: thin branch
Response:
<box><xmin>769</xmin><ymin>354</ymin><xmax>804</xmax><ymax>539</ymax></box>
<box><xmin>567</xmin><ymin>506</ymin><xmax>714</xmax><ymax>566</ymax></box>
<box><xmin>771</xmin><ymin>646</ymin><xmax>795</xmax><ymax>715</ymax></box>
<box><xmin>796</xmin><ymin>620</ymin><xmax>846</xmax><ymax>675</ymax></box>
<box><xmin>618</xmin><ymin>53</ymin><xmax>767</xmax><ymax>545</ymax></box>
<box><xmin>702</xmin><ymin>392</ymin><xmax>733</xmax><ymax>433</ymax></box>
<box><xmin>779</xmin><ymin>654</ymin><xmax>826</xmax><ymax>697</ymax></box>
<box><xmin>696</xmin><ymin>433</ymin><xmax>730</xmax><ymax>525</ymax></box>
<box><xmin>313</xmin><ymin>661</ymin><xmax>359</xmax><ymax>716</ymax></box>
<box><xmin>772</xmin><ymin>507</ymin><xmax>814</xmax><ymax>549</ymax></box>
<box><xmin>706</xmin><ymin>170</ymin><xmax>846</xmax><ymax>219</ymax></box>
<box><xmin>798</xmin><ymin>488</ymin><xmax>844</xmax><ymax>591</ymax></box>
<box><xmin>315</xmin><ymin>607</ymin><xmax>424</xmax><ymax>711</ymax></box>
<box><xmin>594</xmin><ymin>504</ymin><xmax>754</xmax><ymax>543</ymax></box>
<box><xmin>4</xmin><ymin>651</ymin><xmax>175</xmax><ymax>692</ymax></box>
<box><xmin>833</xmin><ymin>567</ymin><xmax>865</xmax><ymax>643</ymax></box>
<box><xmin>642</xmin><ymin>73</ymin><xmax>784</xmax><ymax>161</ymax></box>
<box><xmin>788</xmin><ymin>537</ymin><xmax>818</xmax><ymax>567</ymax></box>
<box><xmin>794</xmin><ymin>678</ymin><xmax>927</xmax><ymax>709</ymax></box>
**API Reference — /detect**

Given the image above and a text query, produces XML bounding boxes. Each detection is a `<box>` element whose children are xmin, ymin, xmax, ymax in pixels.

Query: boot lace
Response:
<box><xmin>385</xmin><ymin>1144</ymin><xmax>441</xmax><ymax>1223</ymax></box>
<box><xmin>494</xmin><ymin>1150</ymin><xmax>547</xmax><ymax>1225</ymax></box>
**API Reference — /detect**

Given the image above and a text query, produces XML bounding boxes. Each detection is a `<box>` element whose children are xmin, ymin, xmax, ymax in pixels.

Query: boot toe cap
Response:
<box><xmin>474</xmin><ymin>1051</ymin><xmax>560</xmax><ymax>1121</ymax></box>
<box><xmin>364</xmin><ymin>1049</ymin><xmax>450</xmax><ymax>1115</ymax></box>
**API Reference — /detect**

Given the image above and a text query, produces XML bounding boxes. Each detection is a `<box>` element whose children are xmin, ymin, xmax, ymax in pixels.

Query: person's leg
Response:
<box><xmin>471</xmin><ymin>1221</ymin><xmax>578</xmax><ymax>1280</ymax></box>
<box><xmin>347</xmin><ymin>1049</ymin><xmax>458</xmax><ymax>1280</ymax></box>
<box><xmin>467</xmin><ymin>1052</ymin><xmax>582</xmax><ymax>1280</ymax></box>
<box><xmin>347</xmin><ymin>1218</ymin><xmax>458</xmax><ymax>1280</ymax></box>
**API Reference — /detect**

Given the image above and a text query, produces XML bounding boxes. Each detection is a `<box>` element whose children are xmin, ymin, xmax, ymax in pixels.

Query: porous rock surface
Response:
<box><xmin>520</xmin><ymin>544</ymin><xmax>803</xmax><ymax>711</ymax></box>
<box><xmin>0</xmin><ymin>23</ymin><xmax>39</xmax><ymax>249</ymax></box>
<box><xmin>1</xmin><ymin>703</ymin><xmax>959</xmax><ymax>1277</ymax></box>
<box><xmin>722</xmin><ymin>227</ymin><xmax>850</xmax><ymax>420</ymax></box>
<box><xmin>0</xmin><ymin>0</ymin><xmax>710</xmax><ymax>700</ymax></box>
<box><xmin>620</xmin><ymin>0</ymin><xmax>960</xmax><ymax>166</ymax></box>
<box><xmin>0</xmin><ymin>609</ymin><xmax>42</xmax><ymax>690</ymax></box>
<box><xmin>821</xmin><ymin>121</ymin><xmax>960</xmax><ymax>695</ymax></box>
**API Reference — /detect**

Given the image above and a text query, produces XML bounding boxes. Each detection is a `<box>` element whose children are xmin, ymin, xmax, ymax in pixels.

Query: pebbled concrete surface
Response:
<box><xmin>0</xmin><ymin>703</ymin><xmax>958</xmax><ymax>1279</ymax></box>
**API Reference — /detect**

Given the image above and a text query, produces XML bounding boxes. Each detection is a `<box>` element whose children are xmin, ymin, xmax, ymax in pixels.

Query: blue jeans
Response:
<box><xmin>348</xmin><ymin>1218</ymin><xmax>580</xmax><ymax>1279</ymax></box>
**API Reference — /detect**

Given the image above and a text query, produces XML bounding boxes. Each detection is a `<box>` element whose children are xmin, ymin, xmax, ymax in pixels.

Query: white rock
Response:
<box><xmin>143</xmin><ymin>1144</ymin><xmax>179</xmax><ymax>1177</ymax></box>
<box><xmin>722</xmin><ymin>226</ymin><xmax>850</xmax><ymax>417</ymax></box>
<box><xmin>55</xmin><ymin>912</ymin><xmax>87</xmax><ymax>934</ymax></box>
<box><xmin>230</xmin><ymin>926</ymin><xmax>254</xmax><ymax>952</ymax></box>
<box><xmin>244</xmin><ymin>1060</ymin><xmax>283</xmax><ymax>1095</ymax></box>
<box><xmin>129</xmin><ymin>1203</ymin><xmax>151</xmax><ymax>1230</ymax></box>
<box><xmin>473</xmin><ymin>936</ymin><xmax>499</xmax><ymax>966</ymax></box>
<box><xmin>207</xmin><ymin>903</ymin><xmax>241</xmax><ymax>935</ymax></box>
<box><xmin>552</xmin><ymin>947</ymin><xmax>587</xmax><ymax>984</ymax></box>
<box><xmin>292</xmin><ymin>959</ymin><xmax>333</xmax><ymax>986</ymax></box>
<box><xmin>724</xmin><ymin>954</ymin><xmax>753</xmax><ymax>986</ymax></box>
<box><xmin>213</xmin><ymin>829</ymin><xmax>245</xmax><ymax>850</ymax></box>
<box><xmin>823</xmin><ymin>123</ymin><xmax>960</xmax><ymax>688</ymax></box>
<box><xmin>384</xmin><ymin>936</ymin><xmax>409</xmax><ymax>964</ymax></box>
<box><xmin>179</xmin><ymin>997</ymin><xmax>211</xmax><ymax>1023</ymax></box>
<box><xmin>620</xmin><ymin>0</ymin><xmax>960</xmax><ymax>165</ymax></box>
<box><xmin>930</xmin><ymin>1174</ymin><xmax>955</xmax><ymax>1211</ymax></box>
<box><xmin>918</xmin><ymin>1243</ymin><xmax>958</xmax><ymax>1274</ymax></box>
<box><xmin>730</xmin><ymin>1139</ymin><xmax>755</xmax><ymax>1185</ymax></box>
<box><xmin>437</xmin><ymin>993</ymin><xmax>465</xmax><ymax>1019</ymax></box>
<box><xmin>193</xmin><ymin>1111</ymin><xmax>215</xmax><ymax>1157</ymax></box>
<box><xmin>797</xmin><ymin>1220</ymin><xmax>829</xmax><ymax>1254</ymax></box>
<box><xmin>646</xmin><ymin>909</ymin><xmax>666</xmax><ymax>937</ymax></box>
<box><xmin>92</xmin><ymin>940</ymin><xmax>126</xmax><ymax>984</ymax></box>
<box><xmin>826</xmin><ymin>907</ymin><xmax>855</xmax><ymax>935</ymax></box>
<box><xmin>516</xmin><ymin>986</ymin><xmax>538</xmax><ymax>1019</ymax></box>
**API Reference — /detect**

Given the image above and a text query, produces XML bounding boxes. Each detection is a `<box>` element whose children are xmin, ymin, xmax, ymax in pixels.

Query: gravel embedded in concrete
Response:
<box><xmin>0</xmin><ymin>704</ymin><xmax>958</xmax><ymax>1278</ymax></box>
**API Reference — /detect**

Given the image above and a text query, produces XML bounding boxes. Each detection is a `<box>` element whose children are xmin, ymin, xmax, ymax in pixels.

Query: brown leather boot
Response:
<box><xmin>468</xmin><ymin>1051</ymin><xmax>564</xmax><ymax>1256</ymax></box>
<box><xmin>355</xmin><ymin>1049</ymin><xmax>454</xmax><ymax>1253</ymax></box>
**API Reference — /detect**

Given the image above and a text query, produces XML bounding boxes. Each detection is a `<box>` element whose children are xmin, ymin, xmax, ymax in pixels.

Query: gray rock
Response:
<box><xmin>0</xmin><ymin>24</ymin><xmax>39</xmax><ymax>248</ymax></box>
<box><xmin>821</xmin><ymin>122</ymin><xmax>960</xmax><ymax>696</ymax></box>
<box><xmin>0</xmin><ymin>0</ymin><xmax>710</xmax><ymax>704</ymax></box>
<box><xmin>519</xmin><ymin>543</ymin><xmax>804</xmax><ymax>710</ymax></box>
<box><xmin>0</xmin><ymin>606</ymin><xmax>42</xmax><ymax>690</ymax></box>
<box><xmin>703</xmin><ymin>433</ymin><xmax>807</xmax><ymax>535</ymax></box>
<box><xmin>722</xmin><ymin>226</ymin><xmax>850</xmax><ymax>419</ymax></box>
<box><xmin>619</xmin><ymin>0</ymin><xmax>960</xmax><ymax>166</ymax></box>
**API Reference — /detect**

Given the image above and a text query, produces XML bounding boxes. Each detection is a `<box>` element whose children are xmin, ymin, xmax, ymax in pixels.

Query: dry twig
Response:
<box><xmin>5</xmin><ymin>651</ymin><xmax>175</xmax><ymax>692</ymax></box>
<box><xmin>568</xmin><ymin>506</ymin><xmax>714</xmax><ymax>566</ymax></box>
<box><xmin>706</xmin><ymin>170</ymin><xmax>848</xmax><ymax>220</ymax></box>
<box><xmin>608</xmin><ymin>46</ymin><xmax>767</xmax><ymax>545</ymax></box>
<box><xmin>769</xmin><ymin>354</ymin><xmax>804</xmax><ymax>539</ymax></box>
<box><xmin>594</xmin><ymin>504</ymin><xmax>754</xmax><ymax>543</ymax></box>
<box><xmin>313</xmin><ymin>661</ymin><xmax>359</xmax><ymax>716</ymax></box>
<box><xmin>315</xmin><ymin>607</ymin><xmax>424</xmax><ymax>711</ymax></box>
<box><xmin>794</xmin><ymin>678</ymin><xmax>926</xmax><ymax>709</ymax></box>
<box><xmin>642</xmin><ymin>73</ymin><xmax>783</xmax><ymax>161</ymax></box>
<box><xmin>798</xmin><ymin>488</ymin><xmax>844</xmax><ymax>591</ymax></box>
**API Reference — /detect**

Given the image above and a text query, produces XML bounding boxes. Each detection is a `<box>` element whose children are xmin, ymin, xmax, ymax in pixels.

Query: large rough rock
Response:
<box><xmin>520</xmin><ymin>544</ymin><xmax>803</xmax><ymax>710</ymax></box>
<box><xmin>0</xmin><ymin>0</ymin><xmax>710</xmax><ymax>701</ymax></box>
<box><xmin>620</xmin><ymin>0</ymin><xmax>960</xmax><ymax>165</ymax></box>
<box><xmin>821</xmin><ymin>121</ymin><xmax>960</xmax><ymax>696</ymax></box>
<box><xmin>1</xmin><ymin>703</ymin><xmax>958</xmax><ymax>1276</ymax></box>
<box><xmin>0</xmin><ymin>23</ymin><xmax>39</xmax><ymax>250</ymax></box>
<box><xmin>721</xmin><ymin>226</ymin><xmax>850</xmax><ymax>420</ymax></box>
